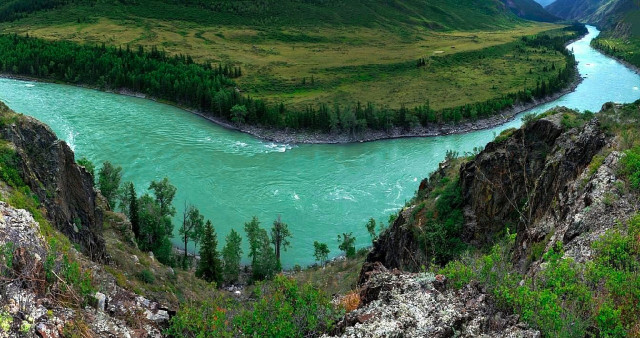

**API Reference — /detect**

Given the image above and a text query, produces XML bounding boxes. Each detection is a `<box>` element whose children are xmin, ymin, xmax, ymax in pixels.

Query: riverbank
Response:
<box><xmin>0</xmin><ymin>31</ymin><xmax>586</xmax><ymax>145</ymax></box>
<box><xmin>0</xmin><ymin>68</ymin><xmax>584</xmax><ymax>145</ymax></box>
<box><xmin>591</xmin><ymin>42</ymin><xmax>640</xmax><ymax>76</ymax></box>
<box><xmin>224</xmin><ymin>73</ymin><xmax>584</xmax><ymax>144</ymax></box>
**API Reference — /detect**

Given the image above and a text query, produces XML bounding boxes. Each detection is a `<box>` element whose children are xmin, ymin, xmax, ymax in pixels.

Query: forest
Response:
<box><xmin>0</xmin><ymin>24</ymin><xmax>586</xmax><ymax>134</ymax></box>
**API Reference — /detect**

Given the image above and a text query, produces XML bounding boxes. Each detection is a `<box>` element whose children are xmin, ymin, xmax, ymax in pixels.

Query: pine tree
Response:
<box><xmin>196</xmin><ymin>222</ymin><xmax>222</xmax><ymax>285</ymax></box>
<box><xmin>222</xmin><ymin>229</ymin><xmax>243</xmax><ymax>284</ymax></box>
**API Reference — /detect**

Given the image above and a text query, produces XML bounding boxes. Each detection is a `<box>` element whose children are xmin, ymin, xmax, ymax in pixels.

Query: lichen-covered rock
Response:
<box><xmin>0</xmin><ymin>111</ymin><xmax>106</xmax><ymax>261</ymax></box>
<box><xmin>327</xmin><ymin>266</ymin><xmax>539</xmax><ymax>338</ymax></box>
<box><xmin>0</xmin><ymin>202</ymin><xmax>170</xmax><ymax>337</ymax></box>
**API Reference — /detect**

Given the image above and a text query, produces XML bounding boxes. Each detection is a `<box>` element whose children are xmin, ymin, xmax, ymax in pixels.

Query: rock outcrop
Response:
<box><xmin>0</xmin><ymin>201</ymin><xmax>169</xmax><ymax>337</ymax></box>
<box><xmin>328</xmin><ymin>264</ymin><xmax>539</xmax><ymax>338</ymax></box>
<box><xmin>460</xmin><ymin>113</ymin><xmax>606</xmax><ymax>251</ymax></box>
<box><xmin>0</xmin><ymin>105</ymin><xmax>106</xmax><ymax>261</ymax></box>
<box><xmin>355</xmin><ymin>110</ymin><xmax>632</xmax><ymax>337</ymax></box>
<box><xmin>367</xmin><ymin>112</ymin><xmax>607</xmax><ymax>273</ymax></box>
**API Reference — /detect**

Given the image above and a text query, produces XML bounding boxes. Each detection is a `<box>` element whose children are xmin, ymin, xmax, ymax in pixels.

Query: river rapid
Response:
<box><xmin>0</xmin><ymin>25</ymin><xmax>638</xmax><ymax>266</ymax></box>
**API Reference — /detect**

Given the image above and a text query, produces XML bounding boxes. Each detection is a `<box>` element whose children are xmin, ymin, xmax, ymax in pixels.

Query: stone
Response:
<box><xmin>326</xmin><ymin>270</ymin><xmax>539</xmax><ymax>337</ymax></box>
<box><xmin>94</xmin><ymin>292</ymin><xmax>107</xmax><ymax>312</ymax></box>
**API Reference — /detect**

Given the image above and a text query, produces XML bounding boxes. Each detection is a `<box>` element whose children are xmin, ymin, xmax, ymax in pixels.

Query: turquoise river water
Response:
<box><xmin>0</xmin><ymin>26</ymin><xmax>639</xmax><ymax>266</ymax></box>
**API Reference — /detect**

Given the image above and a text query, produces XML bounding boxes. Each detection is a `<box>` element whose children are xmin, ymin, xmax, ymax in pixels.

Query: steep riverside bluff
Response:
<box><xmin>367</xmin><ymin>109</ymin><xmax>608</xmax><ymax>272</ymax></box>
<box><xmin>346</xmin><ymin>105</ymin><xmax>640</xmax><ymax>336</ymax></box>
<box><xmin>0</xmin><ymin>102</ymin><xmax>105</xmax><ymax>261</ymax></box>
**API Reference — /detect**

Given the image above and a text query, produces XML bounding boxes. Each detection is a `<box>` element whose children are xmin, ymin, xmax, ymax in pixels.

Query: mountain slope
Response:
<box><xmin>0</xmin><ymin>0</ymin><xmax>558</xmax><ymax>29</ymax></box>
<box><xmin>360</xmin><ymin>102</ymin><xmax>640</xmax><ymax>336</ymax></box>
<box><xmin>548</xmin><ymin>0</ymin><xmax>640</xmax><ymax>36</ymax></box>
<box><xmin>503</xmin><ymin>0</ymin><xmax>560</xmax><ymax>22</ymax></box>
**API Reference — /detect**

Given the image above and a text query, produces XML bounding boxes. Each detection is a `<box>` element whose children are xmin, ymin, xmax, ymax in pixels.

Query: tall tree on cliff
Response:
<box><xmin>179</xmin><ymin>203</ymin><xmax>204</xmax><ymax>268</ymax></box>
<box><xmin>245</xmin><ymin>217</ymin><xmax>278</xmax><ymax>281</ymax></box>
<box><xmin>222</xmin><ymin>229</ymin><xmax>243</xmax><ymax>284</ymax></box>
<box><xmin>129</xmin><ymin>183</ymin><xmax>139</xmax><ymax>239</ymax></box>
<box><xmin>270</xmin><ymin>215</ymin><xmax>292</xmax><ymax>270</ymax></box>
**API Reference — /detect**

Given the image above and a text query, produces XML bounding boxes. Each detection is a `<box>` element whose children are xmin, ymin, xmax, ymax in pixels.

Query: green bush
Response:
<box><xmin>440</xmin><ymin>215</ymin><xmax>640</xmax><ymax>336</ymax></box>
<box><xmin>415</xmin><ymin>177</ymin><xmax>467</xmax><ymax>266</ymax></box>
<box><xmin>493</xmin><ymin>128</ymin><xmax>516</xmax><ymax>144</ymax></box>
<box><xmin>136</xmin><ymin>269</ymin><xmax>155</xmax><ymax>284</ymax></box>
<box><xmin>621</xmin><ymin>146</ymin><xmax>640</xmax><ymax>190</ymax></box>
<box><xmin>235</xmin><ymin>275</ymin><xmax>342</xmax><ymax>337</ymax></box>
<box><xmin>168</xmin><ymin>275</ymin><xmax>342</xmax><ymax>337</ymax></box>
<box><xmin>166</xmin><ymin>297</ymin><xmax>234</xmax><ymax>338</ymax></box>
<box><xmin>0</xmin><ymin>145</ymin><xmax>23</xmax><ymax>188</ymax></box>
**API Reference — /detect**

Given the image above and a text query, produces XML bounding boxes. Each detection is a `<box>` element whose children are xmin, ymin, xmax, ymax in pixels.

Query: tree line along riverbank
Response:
<box><xmin>0</xmin><ymin>24</ymin><xmax>586</xmax><ymax>142</ymax></box>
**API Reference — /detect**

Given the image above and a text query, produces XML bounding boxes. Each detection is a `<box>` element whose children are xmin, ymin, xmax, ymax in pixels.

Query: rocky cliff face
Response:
<box><xmin>367</xmin><ymin>111</ymin><xmax>607</xmax><ymax>273</ymax></box>
<box><xmin>353</xmin><ymin>108</ymin><xmax>638</xmax><ymax>336</ymax></box>
<box><xmin>0</xmin><ymin>104</ymin><xmax>106</xmax><ymax>261</ymax></box>
<box><xmin>460</xmin><ymin>113</ymin><xmax>606</xmax><ymax>256</ymax></box>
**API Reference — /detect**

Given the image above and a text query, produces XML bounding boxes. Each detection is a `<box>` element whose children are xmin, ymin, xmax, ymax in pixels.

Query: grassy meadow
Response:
<box><xmin>0</xmin><ymin>0</ymin><xmax>569</xmax><ymax>112</ymax></box>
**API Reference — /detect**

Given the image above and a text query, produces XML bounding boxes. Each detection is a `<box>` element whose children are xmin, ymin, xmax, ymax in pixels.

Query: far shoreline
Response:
<box><xmin>0</xmin><ymin>68</ymin><xmax>584</xmax><ymax>145</ymax></box>
<box><xmin>0</xmin><ymin>29</ymin><xmax>590</xmax><ymax>145</ymax></box>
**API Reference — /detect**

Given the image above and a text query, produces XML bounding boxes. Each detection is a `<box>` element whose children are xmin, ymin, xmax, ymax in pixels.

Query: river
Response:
<box><xmin>0</xmin><ymin>25</ymin><xmax>638</xmax><ymax>266</ymax></box>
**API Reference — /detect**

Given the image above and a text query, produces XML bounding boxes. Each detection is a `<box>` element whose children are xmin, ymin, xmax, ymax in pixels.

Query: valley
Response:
<box><xmin>0</xmin><ymin>25</ymin><xmax>637</xmax><ymax>268</ymax></box>
<box><xmin>0</xmin><ymin>1</ymin><xmax>640</xmax><ymax>337</ymax></box>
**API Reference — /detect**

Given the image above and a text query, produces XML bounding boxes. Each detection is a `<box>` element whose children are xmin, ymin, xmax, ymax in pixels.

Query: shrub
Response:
<box><xmin>136</xmin><ymin>269</ymin><xmax>155</xmax><ymax>284</ymax></box>
<box><xmin>235</xmin><ymin>275</ymin><xmax>342</xmax><ymax>337</ymax></box>
<box><xmin>493</xmin><ymin>128</ymin><xmax>516</xmax><ymax>144</ymax></box>
<box><xmin>621</xmin><ymin>146</ymin><xmax>640</xmax><ymax>190</ymax></box>
<box><xmin>441</xmin><ymin>215</ymin><xmax>640</xmax><ymax>336</ymax></box>
<box><xmin>415</xmin><ymin>177</ymin><xmax>466</xmax><ymax>266</ymax></box>
<box><xmin>166</xmin><ymin>297</ymin><xmax>234</xmax><ymax>338</ymax></box>
<box><xmin>340</xmin><ymin>292</ymin><xmax>360</xmax><ymax>313</ymax></box>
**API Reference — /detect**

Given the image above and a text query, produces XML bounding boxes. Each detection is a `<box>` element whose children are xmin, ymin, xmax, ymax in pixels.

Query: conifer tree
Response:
<box><xmin>270</xmin><ymin>215</ymin><xmax>291</xmax><ymax>270</ymax></box>
<box><xmin>222</xmin><ymin>229</ymin><xmax>243</xmax><ymax>283</ymax></box>
<box><xmin>196</xmin><ymin>222</ymin><xmax>222</xmax><ymax>285</ymax></box>
<box><xmin>129</xmin><ymin>183</ymin><xmax>139</xmax><ymax>239</ymax></box>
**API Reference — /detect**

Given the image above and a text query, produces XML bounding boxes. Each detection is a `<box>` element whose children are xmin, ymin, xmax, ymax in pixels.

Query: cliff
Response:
<box><xmin>0</xmin><ymin>102</ymin><xmax>106</xmax><ymax>261</ymax></box>
<box><xmin>366</xmin><ymin>108</ymin><xmax>610</xmax><ymax>273</ymax></box>
<box><xmin>351</xmin><ymin>102</ymin><xmax>640</xmax><ymax>336</ymax></box>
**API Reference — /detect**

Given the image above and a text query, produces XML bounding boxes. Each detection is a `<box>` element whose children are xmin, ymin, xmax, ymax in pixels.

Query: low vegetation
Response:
<box><xmin>592</xmin><ymin>37</ymin><xmax>640</xmax><ymax>69</ymax></box>
<box><xmin>440</xmin><ymin>214</ymin><xmax>640</xmax><ymax>336</ymax></box>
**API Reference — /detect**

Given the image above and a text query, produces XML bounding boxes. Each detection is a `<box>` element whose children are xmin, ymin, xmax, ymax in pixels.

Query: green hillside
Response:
<box><xmin>547</xmin><ymin>0</ymin><xmax>640</xmax><ymax>68</ymax></box>
<box><xmin>0</xmin><ymin>0</ymin><xmax>526</xmax><ymax>30</ymax></box>
<box><xmin>548</xmin><ymin>0</ymin><xmax>640</xmax><ymax>37</ymax></box>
